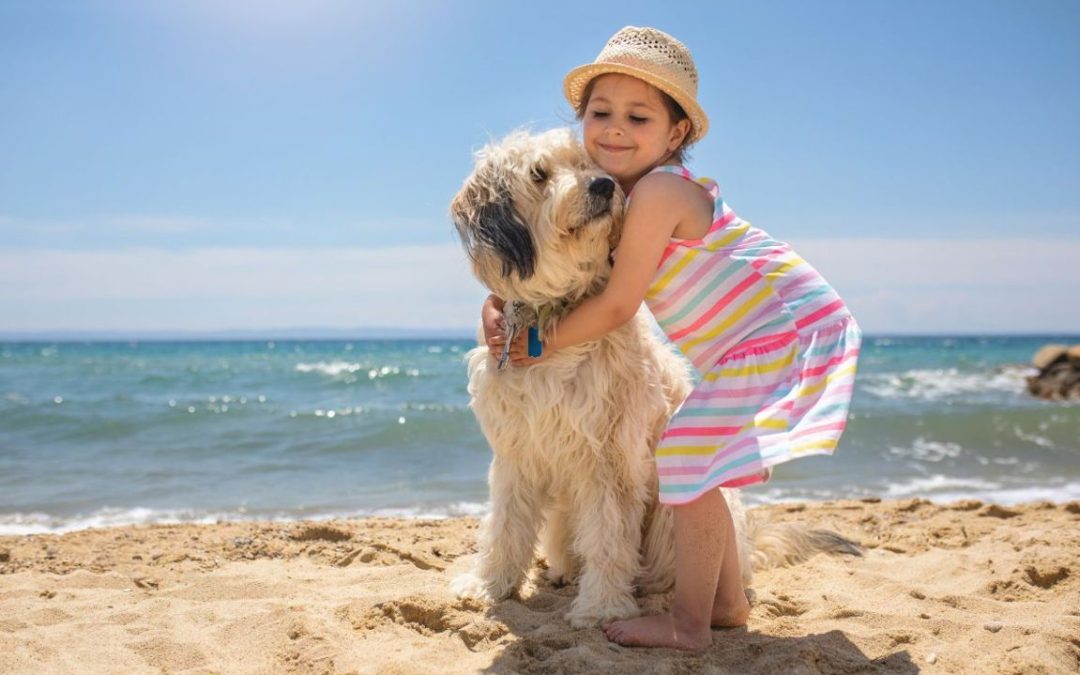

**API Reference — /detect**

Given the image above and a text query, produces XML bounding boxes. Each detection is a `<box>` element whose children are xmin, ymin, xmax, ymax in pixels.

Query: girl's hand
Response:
<box><xmin>507</xmin><ymin>329</ymin><xmax>549</xmax><ymax>367</ymax></box>
<box><xmin>481</xmin><ymin>294</ymin><xmax>506</xmax><ymax>359</ymax></box>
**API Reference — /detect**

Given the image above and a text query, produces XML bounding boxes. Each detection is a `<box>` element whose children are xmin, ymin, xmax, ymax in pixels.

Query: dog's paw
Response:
<box><xmin>544</xmin><ymin>565</ymin><xmax>577</xmax><ymax>588</ymax></box>
<box><xmin>450</xmin><ymin>572</ymin><xmax>495</xmax><ymax>602</ymax></box>
<box><xmin>450</xmin><ymin>572</ymin><xmax>516</xmax><ymax>603</ymax></box>
<box><xmin>565</xmin><ymin>596</ymin><xmax>640</xmax><ymax>629</ymax></box>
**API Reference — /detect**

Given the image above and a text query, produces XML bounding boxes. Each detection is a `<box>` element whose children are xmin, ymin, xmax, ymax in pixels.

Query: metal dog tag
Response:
<box><xmin>497</xmin><ymin>322</ymin><xmax>518</xmax><ymax>371</ymax></box>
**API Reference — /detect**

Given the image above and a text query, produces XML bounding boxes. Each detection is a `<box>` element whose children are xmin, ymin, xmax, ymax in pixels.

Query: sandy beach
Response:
<box><xmin>1</xmin><ymin>498</ymin><xmax>1077</xmax><ymax>674</ymax></box>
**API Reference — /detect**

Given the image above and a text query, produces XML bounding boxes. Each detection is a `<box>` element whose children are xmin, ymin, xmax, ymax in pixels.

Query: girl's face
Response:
<box><xmin>582</xmin><ymin>73</ymin><xmax>691</xmax><ymax>191</ymax></box>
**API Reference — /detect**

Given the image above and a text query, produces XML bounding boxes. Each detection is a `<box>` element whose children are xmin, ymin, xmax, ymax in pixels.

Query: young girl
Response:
<box><xmin>483</xmin><ymin>26</ymin><xmax>860</xmax><ymax>651</ymax></box>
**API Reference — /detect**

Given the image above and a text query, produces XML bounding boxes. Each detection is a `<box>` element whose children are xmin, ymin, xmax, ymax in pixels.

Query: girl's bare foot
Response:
<box><xmin>710</xmin><ymin>598</ymin><xmax>750</xmax><ymax>628</ymax></box>
<box><xmin>602</xmin><ymin>613</ymin><xmax>712</xmax><ymax>651</ymax></box>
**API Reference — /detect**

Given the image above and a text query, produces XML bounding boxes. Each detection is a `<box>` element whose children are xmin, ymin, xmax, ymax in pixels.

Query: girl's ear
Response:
<box><xmin>668</xmin><ymin>119</ymin><xmax>691</xmax><ymax>150</ymax></box>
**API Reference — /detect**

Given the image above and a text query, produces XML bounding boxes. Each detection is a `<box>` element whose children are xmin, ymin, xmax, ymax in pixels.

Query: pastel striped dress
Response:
<box><xmin>641</xmin><ymin>165</ymin><xmax>861</xmax><ymax>505</ymax></box>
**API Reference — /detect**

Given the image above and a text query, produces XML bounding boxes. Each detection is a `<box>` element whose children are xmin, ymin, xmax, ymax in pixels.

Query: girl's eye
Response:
<box><xmin>629</xmin><ymin>115</ymin><xmax>648</xmax><ymax>124</ymax></box>
<box><xmin>590</xmin><ymin>111</ymin><xmax>609</xmax><ymax>118</ymax></box>
<box><xmin>530</xmin><ymin>165</ymin><xmax>548</xmax><ymax>183</ymax></box>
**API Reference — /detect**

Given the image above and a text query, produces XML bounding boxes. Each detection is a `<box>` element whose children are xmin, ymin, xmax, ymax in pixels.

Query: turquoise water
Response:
<box><xmin>1</xmin><ymin>336</ymin><xmax>1078</xmax><ymax>534</ymax></box>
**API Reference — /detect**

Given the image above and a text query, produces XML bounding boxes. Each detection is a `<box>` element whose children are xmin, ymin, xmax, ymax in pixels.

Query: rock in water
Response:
<box><xmin>1027</xmin><ymin>343</ymin><xmax>1080</xmax><ymax>400</ymax></box>
<box><xmin>1032</xmin><ymin>344</ymin><xmax>1067</xmax><ymax>370</ymax></box>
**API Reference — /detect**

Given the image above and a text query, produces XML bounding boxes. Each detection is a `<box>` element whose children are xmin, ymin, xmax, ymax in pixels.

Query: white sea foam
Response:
<box><xmin>731</xmin><ymin>480</ymin><xmax>1080</xmax><ymax>508</ymax></box>
<box><xmin>884</xmin><ymin>474</ymin><xmax>1002</xmax><ymax>497</ymax></box>
<box><xmin>917</xmin><ymin>481</ymin><xmax>1080</xmax><ymax>505</ymax></box>
<box><xmin>0</xmin><ymin>502</ymin><xmax>492</xmax><ymax>535</ymax></box>
<box><xmin>877</xmin><ymin>475</ymin><xmax>1080</xmax><ymax>505</ymax></box>
<box><xmin>0</xmin><ymin>507</ymin><xmax>225</xmax><ymax>536</ymax></box>
<box><xmin>887</xmin><ymin>437</ymin><xmax>965</xmax><ymax>462</ymax></box>
<box><xmin>861</xmin><ymin>365</ymin><xmax>1035</xmax><ymax>401</ymax></box>
<box><xmin>1012</xmin><ymin>426</ymin><xmax>1056</xmax><ymax>448</ymax></box>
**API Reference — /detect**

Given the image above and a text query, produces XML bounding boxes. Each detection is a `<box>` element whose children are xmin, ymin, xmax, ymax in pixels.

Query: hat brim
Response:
<box><xmin>563</xmin><ymin>62</ymin><xmax>709</xmax><ymax>143</ymax></box>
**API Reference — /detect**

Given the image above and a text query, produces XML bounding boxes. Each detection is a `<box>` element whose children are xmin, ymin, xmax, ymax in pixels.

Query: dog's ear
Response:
<box><xmin>451</xmin><ymin>184</ymin><xmax>536</xmax><ymax>280</ymax></box>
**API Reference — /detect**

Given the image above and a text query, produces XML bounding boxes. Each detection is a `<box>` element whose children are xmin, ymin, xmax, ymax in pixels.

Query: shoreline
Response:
<box><xmin>6</xmin><ymin>488</ymin><xmax>1080</xmax><ymax>537</ymax></box>
<box><xmin>2</xmin><ymin>498</ymin><xmax>1077</xmax><ymax>673</ymax></box>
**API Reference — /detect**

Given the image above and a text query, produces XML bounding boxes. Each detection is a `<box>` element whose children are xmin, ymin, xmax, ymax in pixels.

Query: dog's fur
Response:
<box><xmin>449</xmin><ymin>128</ymin><xmax>858</xmax><ymax>628</ymax></box>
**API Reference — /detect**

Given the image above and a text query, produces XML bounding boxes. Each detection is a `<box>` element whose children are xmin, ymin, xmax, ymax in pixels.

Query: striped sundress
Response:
<box><xmin>640</xmin><ymin>165</ymin><xmax>861</xmax><ymax>505</ymax></box>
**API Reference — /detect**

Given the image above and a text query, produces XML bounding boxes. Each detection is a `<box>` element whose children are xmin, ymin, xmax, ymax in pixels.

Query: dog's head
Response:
<box><xmin>450</xmin><ymin>128</ymin><xmax>625</xmax><ymax>308</ymax></box>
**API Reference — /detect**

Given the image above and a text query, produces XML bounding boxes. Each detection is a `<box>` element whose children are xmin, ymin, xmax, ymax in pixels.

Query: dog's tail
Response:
<box><xmin>745</xmin><ymin>512</ymin><xmax>862</xmax><ymax>570</ymax></box>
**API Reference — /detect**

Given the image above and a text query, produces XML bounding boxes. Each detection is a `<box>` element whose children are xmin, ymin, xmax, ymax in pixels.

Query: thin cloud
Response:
<box><xmin>100</xmin><ymin>215</ymin><xmax>219</xmax><ymax>233</ymax></box>
<box><xmin>1</xmin><ymin>239</ymin><xmax>1078</xmax><ymax>334</ymax></box>
<box><xmin>0</xmin><ymin>214</ymin><xmax>304</xmax><ymax>245</ymax></box>
<box><xmin>0</xmin><ymin>245</ymin><xmax>487</xmax><ymax>332</ymax></box>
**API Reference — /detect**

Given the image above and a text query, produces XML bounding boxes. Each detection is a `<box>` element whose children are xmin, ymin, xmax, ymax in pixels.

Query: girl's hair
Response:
<box><xmin>574</xmin><ymin>77</ymin><xmax>694</xmax><ymax>164</ymax></box>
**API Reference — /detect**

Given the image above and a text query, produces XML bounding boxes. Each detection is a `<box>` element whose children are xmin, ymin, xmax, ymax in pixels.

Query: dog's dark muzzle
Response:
<box><xmin>585</xmin><ymin>177</ymin><xmax>616</xmax><ymax>220</ymax></box>
<box><xmin>589</xmin><ymin>177</ymin><xmax>615</xmax><ymax>199</ymax></box>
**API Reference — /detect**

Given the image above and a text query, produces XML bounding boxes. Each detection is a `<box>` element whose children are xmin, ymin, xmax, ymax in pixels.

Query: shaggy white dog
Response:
<box><xmin>449</xmin><ymin>128</ymin><xmax>857</xmax><ymax>628</ymax></box>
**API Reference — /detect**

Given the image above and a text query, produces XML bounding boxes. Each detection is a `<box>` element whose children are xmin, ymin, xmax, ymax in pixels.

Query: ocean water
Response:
<box><xmin>1</xmin><ymin>335</ymin><xmax>1078</xmax><ymax>535</ymax></box>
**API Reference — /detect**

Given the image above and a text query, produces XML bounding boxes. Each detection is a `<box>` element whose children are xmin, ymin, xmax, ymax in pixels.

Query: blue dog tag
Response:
<box><xmin>528</xmin><ymin>325</ymin><xmax>543</xmax><ymax>358</ymax></box>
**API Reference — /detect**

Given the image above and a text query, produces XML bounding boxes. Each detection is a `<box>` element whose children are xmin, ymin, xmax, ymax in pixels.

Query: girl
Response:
<box><xmin>482</xmin><ymin>26</ymin><xmax>860</xmax><ymax>651</ymax></box>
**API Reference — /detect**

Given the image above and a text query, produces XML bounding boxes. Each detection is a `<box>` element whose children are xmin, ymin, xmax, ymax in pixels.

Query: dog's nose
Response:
<box><xmin>588</xmin><ymin>177</ymin><xmax>615</xmax><ymax>199</ymax></box>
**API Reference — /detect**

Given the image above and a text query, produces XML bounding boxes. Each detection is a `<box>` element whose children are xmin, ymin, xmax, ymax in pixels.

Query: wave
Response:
<box><xmin>0</xmin><ymin>502</ymin><xmax>492</xmax><ymax>536</ymax></box>
<box><xmin>881</xmin><ymin>475</ymin><xmax>1080</xmax><ymax>505</ymax></box>
<box><xmin>886</xmin><ymin>437</ymin><xmax>965</xmax><ymax>462</ymax></box>
<box><xmin>883</xmin><ymin>474</ymin><xmax>1002</xmax><ymax>497</ymax></box>
<box><xmin>8</xmin><ymin>474</ymin><xmax>1080</xmax><ymax>536</ymax></box>
<box><xmin>860</xmin><ymin>365</ymin><xmax>1036</xmax><ymax>402</ymax></box>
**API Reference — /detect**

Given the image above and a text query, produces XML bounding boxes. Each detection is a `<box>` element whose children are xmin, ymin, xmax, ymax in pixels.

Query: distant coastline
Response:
<box><xmin>1</xmin><ymin>330</ymin><xmax>1078</xmax><ymax>343</ymax></box>
<box><xmin>0</xmin><ymin>327</ymin><xmax>479</xmax><ymax>342</ymax></box>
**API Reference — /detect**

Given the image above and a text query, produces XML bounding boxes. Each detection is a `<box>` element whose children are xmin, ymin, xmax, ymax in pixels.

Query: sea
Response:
<box><xmin>1</xmin><ymin>335</ymin><xmax>1078</xmax><ymax>535</ymax></box>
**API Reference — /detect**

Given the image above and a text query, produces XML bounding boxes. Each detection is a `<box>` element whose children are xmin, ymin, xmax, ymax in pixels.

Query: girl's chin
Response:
<box><xmin>594</xmin><ymin>159</ymin><xmax>634</xmax><ymax>177</ymax></box>
<box><xmin>597</xmin><ymin>168</ymin><xmax>632</xmax><ymax>185</ymax></box>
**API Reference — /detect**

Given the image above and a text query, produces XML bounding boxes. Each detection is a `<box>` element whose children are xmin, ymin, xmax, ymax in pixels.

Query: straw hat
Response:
<box><xmin>564</xmin><ymin>26</ymin><xmax>709</xmax><ymax>143</ymax></box>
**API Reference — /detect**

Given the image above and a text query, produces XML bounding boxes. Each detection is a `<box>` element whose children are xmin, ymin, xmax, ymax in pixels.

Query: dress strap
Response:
<box><xmin>632</xmin><ymin>165</ymin><xmax>721</xmax><ymax>203</ymax></box>
<box><xmin>646</xmin><ymin>164</ymin><xmax>695</xmax><ymax>181</ymax></box>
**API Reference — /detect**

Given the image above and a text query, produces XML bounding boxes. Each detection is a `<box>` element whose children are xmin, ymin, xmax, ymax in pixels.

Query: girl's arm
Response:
<box><xmin>507</xmin><ymin>174</ymin><xmax>688</xmax><ymax>366</ymax></box>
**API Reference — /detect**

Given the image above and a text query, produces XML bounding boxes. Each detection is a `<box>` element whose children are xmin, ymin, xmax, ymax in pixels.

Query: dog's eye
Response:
<box><xmin>530</xmin><ymin>165</ymin><xmax>548</xmax><ymax>184</ymax></box>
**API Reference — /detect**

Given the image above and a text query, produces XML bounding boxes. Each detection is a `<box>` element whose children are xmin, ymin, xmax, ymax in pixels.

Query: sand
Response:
<box><xmin>1</xmin><ymin>498</ymin><xmax>1078</xmax><ymax>674</ymax></box>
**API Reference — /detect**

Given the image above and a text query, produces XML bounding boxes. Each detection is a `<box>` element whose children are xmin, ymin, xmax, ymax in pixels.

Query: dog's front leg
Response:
<box><xmin>540</xmin><ymin>498</ymin><xmax>578</xmax><ymax>586</ymax></box>
<box><xmin>565</xmin><ymin>479</ymin><xmax>645</xmax><ymax>628</ymax></box>
<box><xmin>451</xmin><ymin>455</ymin><xmax>543</xmax><ymax>603</ymax></box>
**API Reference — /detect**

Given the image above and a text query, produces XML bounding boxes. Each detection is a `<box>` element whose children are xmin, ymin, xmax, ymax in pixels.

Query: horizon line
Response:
<box><xmin>2</xmin><ymin>328</ymin><xmax>1079</xmax><ymax>343</ymax></box>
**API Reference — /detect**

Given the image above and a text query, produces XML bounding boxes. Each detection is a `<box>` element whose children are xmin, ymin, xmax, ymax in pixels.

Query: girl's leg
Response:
<box><xmin>710</xmin><ymin>490</ymin><xmax>751</xmax><ymax>627</ymax></box>
<box><xmin>603</xmin><ymin>488</ymin><xmax>746</xmax><ymax>650</ymax></box>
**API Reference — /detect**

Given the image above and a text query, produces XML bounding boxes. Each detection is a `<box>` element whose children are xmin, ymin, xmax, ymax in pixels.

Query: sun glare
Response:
<box><xmin>144</xmin><ymin>0</ymin><xmax>395</xmax><ymax>71</ymax></box>
<box><xmin>185</xmin><ymin>0</ymin><xmax>347</xmax><ymax>38</ymax></box>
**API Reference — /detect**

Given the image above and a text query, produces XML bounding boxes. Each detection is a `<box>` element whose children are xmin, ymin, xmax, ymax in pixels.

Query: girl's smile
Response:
<box><xmin>597</xmin><ymin>142</ymin><xmax>633</xmax><ymax>154</ymax></box>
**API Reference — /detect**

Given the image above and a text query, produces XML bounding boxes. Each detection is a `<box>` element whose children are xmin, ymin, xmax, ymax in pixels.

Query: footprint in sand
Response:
<box><xmin>289</xmin><ymin>525</ymin><xmax>352</xmax><ymax>543</ymax></box>
<box><xmin>348</xmin><ymin>595</ymin><xmax>507</xmax><ymax>650</ymax></box>
<box><xmin>27</xmin><ymin>608</ymin><xmax>73</xmax><ymax>627</ymax></box>
<box><xmin>275</xmin><ymin>619</ymin><xmax>342</xmax><ymax>672</ymax></box>
<box><xmin>756</xmin><ymin>593</ymin><xmax>806</xmax><ymax>618</ymax></box>
<box><xmin>1023</xmin><ymin>564</ymin><xmax>1070</xmax><ymax>589</ymax></box>
<box><xmin>127</xmin><ymin>637</ymin><xmax>207</xmax><ymax>670</ymax></box>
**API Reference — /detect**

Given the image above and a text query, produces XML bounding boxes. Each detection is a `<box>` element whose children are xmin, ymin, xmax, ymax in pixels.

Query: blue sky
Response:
<box><xmin>2</xmin><ymin>0</ymin><xmax>1078</xmax><ymax>335</ymax></box>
